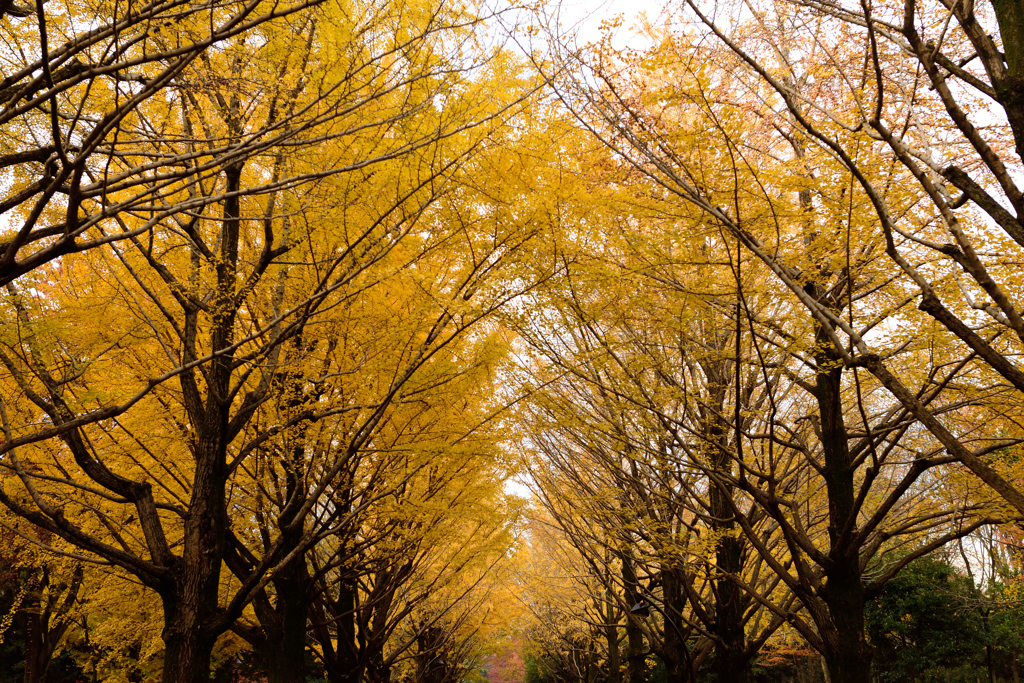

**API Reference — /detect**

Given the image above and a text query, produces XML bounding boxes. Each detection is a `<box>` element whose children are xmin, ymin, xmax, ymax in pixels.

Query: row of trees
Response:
<box><xmin>3</xmin><ymin>0</ymin><xmax>1024</xmax><ymax>682</ymax></box>
<box><xmin>511</xmin><ymin>0</ymin><xmax>1024</xmax><ymax>681</ymax></box>
<box><xmin>522</xmin><ymin>546</ymin><xmax>1024</xmax><ymax>683</ymax></box>
<box><xmin>0</xmin><ymin>0</ymin><xmax>559</xmax><ymax>680</ymax></box>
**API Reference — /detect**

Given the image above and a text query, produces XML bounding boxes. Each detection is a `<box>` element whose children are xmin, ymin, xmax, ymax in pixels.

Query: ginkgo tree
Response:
<box><xmin>0</xmin><ymin>0</ymin><xmax>330</xmax><ymax>286</ymax></box>
<box><xmin>540</xmin><ymin>0</ymin><xmax>1024</xmax><ymax>512</ymax></box>
<box><xmin>528</xmin><ymin>2</ymin><xmax>1024</xmax><ymax>680</ymax></box>
<box><xmin>0</xmin><ymin>1</ymin><xmax>554</xmax><ymax>681</ymax></box>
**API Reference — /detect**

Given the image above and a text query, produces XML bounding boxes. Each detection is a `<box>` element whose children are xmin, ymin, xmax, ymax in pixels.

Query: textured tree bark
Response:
<box><xmin>815</xmin><ymin>343</ymin><xmax>871</xmax><ymax>683</ymax></box>
<box><xmin>262</xmin><ymin>334</ymin><xmax>317</xmax><ymax>683</ymax></box>
<box><xmin>160</xmin><ymin>588</ymin><xmax>220</xmax><ymax>683</ymax></box>
<box><xmin>263</xmin><ymin>558</ymin><xmax>310</xmax><ymax>683</ymax></box>
<box><xmin>709</xmin><ymin>447</ymin><xmax>747</xmax><ymax>680</ymax></box>
<box><xmin>159</xmin><ymin>473</ymin><xmax>227</xmax><ymax>683</ymax></box>
<box><xmin>21</xmin><ymin>572</ymin><xmax>48</xmax><ymax>683</ymax></box>
<box><xmin>991</xmin><ymin>0</ymin><xmax>1024</xmax><ymax>164</ymax></box>
<box><xmin>702</xmin><ymin>365</ymin><xmax>749</xmax><ymax>683</ymax></box>
<box><xmin>20</xmin><ymin>588</ymin><xmax>48</xmax><ymax>683</ymax></box>
<box><xmin>366</xmin><ymin>648</ymin><xmax>391</xmax><ymax>683</ymax></box>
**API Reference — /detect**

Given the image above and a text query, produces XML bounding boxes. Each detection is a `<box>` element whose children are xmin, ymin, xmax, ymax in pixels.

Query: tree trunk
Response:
<box><xmin>605</xmin><ymin>587</ymin><xmax>621</xmax><ymax>683</ymax></box>
<box><xmin>263</xmin><ymin>360</ymin><xmax>314</xmax><ymax>683</ymax></box>
<box><xmin>160</xmin><ymin>532</ymin><xmax>225</xmax><ymax>683</ymax></box>
<box><xmin>991</xmin><ymin>0</ymin><xmax>1024</xmax><ymax>165</ymax></box>
<box><xmin>159</xmin><ymin>401</ymin><xmax>228</xmax><ymax>680</ymax></box>
<box><xmin>264</xmin><ymin>557</ymin><xmax>310</xmax><ymax>683</ymax></box>
<box><xmin>319</xmin><ymin>577</ymin><xmax>364</xmax><ymax>683</ymax></box>
<box><xmin>819</xmin><ymin>565</ymin><xmax>871</xmax><ymax>683</ymax></box>
<box><xmin>21</xmin><ymin>564</ymin><xmax>83</xmax><ymax>683</ymax></box>
<box><xmin>709</xmin><ymin>448</ymin><xmax>747</xmax><ymax>682</ymax></box>
<box><xmin>160</xmin><ymin>594</ymin><xmax>219</xmax><ymax>683</ymax></box>
<box><xmin>816</xmin><ymin>345</ymin><xmax>871</xmax><ymax>683</ymax></box>
<box><xmin>620</xmin><ymin>552</ymin><xmax>645</xmax><ymax>683</ymax></box>
<box><xmin>161</xmin><ymin>160</ymin><xmax>244</xmax><ymax>683</ymax></box>
<box><xmin>367</xmin><ymin>648</ymin><xmax>391</xmax><ymax>683</ymax></box>
<box><xmin>659</xmin><ymin>570</ymin><xmax>691</xmax><ymax>683</ymax></box>
<box><xmin>21</xmin><ymin>574</ymin><xmax>49</xmax><ymax>683</ymax></box>
<box><xmin>703</xmin><ymin>369</ymin><xmax>749</xmax><ymax>683</ymax></box>
<box><xmin>160</xmin><ymin>440</ymin><xmax>229</xmax><ymax>682</ymax></box>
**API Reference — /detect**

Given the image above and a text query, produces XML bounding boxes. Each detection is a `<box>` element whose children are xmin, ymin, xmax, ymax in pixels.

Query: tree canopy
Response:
<box><xmin>2</xmin><ymin>0</ymin><xmax>1024</xmax><ymax>682</ymax></box>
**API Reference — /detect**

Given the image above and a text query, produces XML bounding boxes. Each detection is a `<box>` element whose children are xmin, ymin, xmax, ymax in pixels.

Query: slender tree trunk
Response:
<box><xmin>703</xmin><ymin>371</ymin><xmax>749</xmax><ymax>683</ymax></box>
<box><xmin>605</xmin><ymin>587</ymin><xmax>621</xmax><ymax>683</ymax></box>
<box><xmin>321</xmin><ymin>578</ymin><xmax>363</xmax><ymax>683</ymax></box>
<box><xmin>21</xmin><ymin>573</ymin><xmax>49</xmax><ymax>683</ymax></box>
<box><xmin>620</xmin><ymin>552</ymin><xmax>645</xmax><ymax>683</ymax></box>
<box><xmin>980</xmin><ymin>608</ymin><xmax>995</xmax><ymax>683</ymax></box>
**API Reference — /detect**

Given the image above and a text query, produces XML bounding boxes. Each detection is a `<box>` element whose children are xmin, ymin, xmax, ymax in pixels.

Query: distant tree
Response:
<box><xmin>866</xmin><ymin>556</ymin><xmax>986</xmax><ymax>683</ymax></box>
<box><xmin>487</xmin><ymin>638</ymin><xmax>527</xmax><ymax>683</ymax></box>
<box><xmin>991</xmin><ymin>592</ymin><xmax>1024</xmax><ymax>683</ymax></box>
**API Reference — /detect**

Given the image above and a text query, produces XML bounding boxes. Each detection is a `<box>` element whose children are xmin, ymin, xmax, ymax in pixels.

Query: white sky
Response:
<box><xmin>496</xmin><ymin>0</ymin><xmax>667</xmax><ymax>54</ymax></box>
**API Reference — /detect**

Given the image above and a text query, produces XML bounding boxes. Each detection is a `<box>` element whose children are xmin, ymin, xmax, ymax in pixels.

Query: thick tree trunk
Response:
<box><xmin>367</xmin><ymin>649</ymin><xmax>391</xmax><ymax>683</ymax></box>
<box><xmin>263</xmin><ymin>558</ymin><xmax>310</xmax><ymax>683</ymax></box>
<box><xmin>21</xmin><ymin>564</ymin><xmax>83</xmax><ymax>683</ymax></box>
<box><xmin>160</xmin><ymin>595</ymin><xmax>219</xmax><ymax>683</ymax></box>
<box><xmin>991</xmin><ymin>0</ymin><xmax>1024</xmax><ymax>165</ymax></box>
<box><xmin>22</xmin><ymin>650</ymin><xmax>48</xmax><ymax>683</ymax></box>
<box><xmin>160</xmin><ymin>533</ymin><xmax>224</xmax><ymax>683</ymax></box>
<box><xmin>21</xmin><ymin>577</ymin><xmax>49</xmax><ymax>683</ymax></box>
<box><xmin>160</xmin><ymin>443</ymin><xmax>229</xmax><ymax>683</ymax></box>
<box><xmin>416</xmin><ymin>626</ymin><xmax>450</xmax><ymax>683</ymax></box>
<box><xmin>624</xmin><ymin>618</ymin><xmax>644</xmax><ymax>683</ymax></box>
<box><xmin>161</xmin><ymin>161</ymin><xmax>244</xmax><ymax>683</ymax></box>
<box><xmin>263</xmin><ymin>365</ymin><xmax>313</xmax><ymax>683</ymax></box>
<box><xmin>816</xmin><ymin>346</ymin><xmax>871</xmax><ymax>683</ymax></box>
<box><xmin>659</xmin><ymin>570</ymin><xmax>691</xmax><ymax>683</ymax></box>
<box><xmin>713</xmin><ymin>539</ymin><xmax>747</xmax><ymax>682</ymax></box>
<box><xmin>819</xmin><ymin>566</ymin><xmax>871</xmax><ymax>683</ymax></box>
<box><xmin>710</xmin><ymin>473</ymin><xmax>747</xmax><ymax>682</ymax></box>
